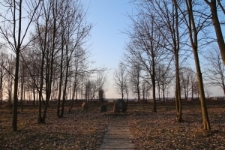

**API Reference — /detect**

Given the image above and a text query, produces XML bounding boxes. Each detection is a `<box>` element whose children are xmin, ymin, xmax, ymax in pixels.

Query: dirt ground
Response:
<box><xmin>0</xmin><ymin>100</ymin><xmax>225</xmax><ymax>150</ymax></box>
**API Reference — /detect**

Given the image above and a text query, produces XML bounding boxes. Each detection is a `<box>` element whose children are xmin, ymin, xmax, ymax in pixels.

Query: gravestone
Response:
<box><xmin>113</xmin><ymin>99</ymin><xmax>127</xmax><ymax>113</ymax></box>
<box><xmin>100</xmin><ymin>105</ymin><xmax>107</xmax><ymax>113</ymax></box>
<box><xmin>82</xmin><ymin>102</ymin><xmax>89</xmax><ymax>110</ymax></box>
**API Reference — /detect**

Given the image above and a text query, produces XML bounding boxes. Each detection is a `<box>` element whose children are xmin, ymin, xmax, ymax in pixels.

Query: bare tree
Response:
<box><xmin>141</xmin><ymin>78</ymin><xmax>151</xmax><ymax>103</ymax></box>
<box><xmin>95</xmin><ymin>71</ymin><xmax>107</xmax><ymax>104</ymax></box>
<box><xmin>124</xmin><ymin>81</ymin><xmax>129</xmax><ymax>102</ymax></box>
<box><xmin>192</xmin><ymin>81</ymin><xmax>199</xmax><ymax>99</ymax></box>
<box><xmin>204</xmin><ymin>0</ymin><xmax>225</xmax><ymax>64</ymax></box>
<box><xmin>0</xmin><ymin>51</ymin><xmax>8</xmax><ymax>104</ymax></box>
<box><xmin>127</xmin><ymin>61</ymin><xmax>142</xmax><ymax>103</ymax></box>
<box><xmin>0</xmin><ymin>0</ymin><xmax>41</xmax><ymax>131</ymax></box>
<box><xmin>140</xmin><ymin>0</ymin><xmax>185</xmax><ymax>121</ymax></box>
<box><xmin>85</xmin><ymin>80</ymin><xmax>92</xmax><ymax>102</ymax></box>
<box><xmin>204</xmin><ymin>48</ymin><xmax>225</xmax><ymax>95</ymax></box>
<box><xmin>69</xmin><ymin>47</ymin><xmax>87</xmax><ymax>111</ymax></box>
<box><xmin>180</xmin><ymin>67</ymin><xmax>196</xmax><ymax>100</ymax></box>
<box><xmin>30</xmin><ymin>0</ymin><xmax>61</xmax><ymax>123</ymax></box>
<box><xmin>1</xmin><ymin>53</ymin><xmax>15</xmax><ymax>105</ymax></box>
<box><xmin>126</xmin><ymin>12</ymin><xmax>170</xmax><ymax>112</ymax></box>
<box><xmin>180</xmin><ymin>0</ymin><xmax>211</xmax><ymax>131</ymax></box>
<box><xmin>83</xmin><ymin>71</ymin><xmax>106</xmax><ymax>104</ymax></box>
<box><xmin>6</xmin><ymin>56</ymin><xmax>14</xmax><ymax>105</ymax></box>
<box><xmin>19</xmin><ymin>58</ymin><xmax>26</xmax><ymax>111</ymax></box>
<box><xmin>57</xmin><ymin>0</ymin><xmax>92</xmax><ymax>118</ymax></box>
<box><xmin>128</xmin><ymin>0</ymin><xmax>188</xmax><ymax>115</ymax></box>
<box><xmin>155</xmin><ymin>63</ymin><xmax>174</xmax><ymax>102</ymax></box>
<box><xmin>114</xmin><ymin>63</ymin><xmax>128</xmax><ymax>100</ymax></box>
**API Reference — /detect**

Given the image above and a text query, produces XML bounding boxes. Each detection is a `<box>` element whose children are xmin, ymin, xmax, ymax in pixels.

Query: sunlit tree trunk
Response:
<box><xmin>172</xmin><ymin>0</ymin><xmax>183</xmax><ymax>122</ymax></box>
<box><xmin>38</xmin><ymin>48</ymin><xmax>45</xmax><ymax>123</ymax></box>
<box><xmin>20</xmin><ymin>63</ymin><xmax>24</xmax><ymax>111</ymax></box>
<box><xmin>13</xmin><ymin>48</ymin><xmax>20</xmax><ymax>131</ymax></box>
<box><xmin>151</xmin><ymin>61</ymin><xmax>156</xmax><ymax>112</ymax></box>
<box><xmin>61</xmin><ymin>44</ymin><xmax>70</xmax><ymax>117</ymax></box>
<box><xmin>33</xmin><ymin>86</ymin><xmax>35</xmax><ymax>105</ymax></box>
<box><xmin>57</xmin><ymin>33</ymin><xmax>64</xmax><ymax>118</ymax></box>
<box><xmin>12</xmin><ymin>0</ymin><xmax>23</xmax><ymax>132</ymax></box>
<box><xmin>69</xmin><ymin>75</ymin><xmax>77</xmax><ymax>112</ymax></box>
<box><xmin>0</xmin><ymin>72</ymin><xmax>3</xmax><ymax>104</ymax></box>
<box><xmin>204</xmin><ymin>0</ymin><xmax>225</xmax><ymax>64</ymax></box>
<box><xmin>0</xmin><ymin>56</ymin><xmax>4</xmax><ymax>104</ymax></box>
<box><xmin>175</xmin><ymin>53</ymin><xmax>182</xmax><ymax>122</ymax></box>
<box><xmin>193</xmin><ymin>47</ymin><xmax>211</xmax><ymax>130</ymax></box>
<box><xmin>185</xmin><ymin>0</ymin><xmax>211</xmax><ymax>131</ymax></box>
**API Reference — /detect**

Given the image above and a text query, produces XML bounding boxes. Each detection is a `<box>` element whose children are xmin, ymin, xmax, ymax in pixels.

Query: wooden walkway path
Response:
<box><xmin>100</xmin><ymin>118</ymin><xmax>135</xmax><ymax>150</ymax></box>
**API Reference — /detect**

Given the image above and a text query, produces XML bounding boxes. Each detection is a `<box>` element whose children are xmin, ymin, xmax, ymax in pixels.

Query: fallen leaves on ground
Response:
<box><xmin>127</xmin><ymin>103</ymin><xmax>225</xmax><ymax>150</ymax></box>
<box><xmin>1</xmin><ymin>102</ymin><xmax>225</xmax><ymax>150</ymax></box>
<box><xmin>0</xmin><ymin>105</ymin><xmax>110</xmax><ymax>150</ymax></box>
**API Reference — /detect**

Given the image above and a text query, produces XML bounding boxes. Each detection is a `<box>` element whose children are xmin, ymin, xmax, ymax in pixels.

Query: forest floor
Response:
<box><xmin>0</xmin><ymin>100</ymin><xmax>225</xmax><ymax>150</ymax></box>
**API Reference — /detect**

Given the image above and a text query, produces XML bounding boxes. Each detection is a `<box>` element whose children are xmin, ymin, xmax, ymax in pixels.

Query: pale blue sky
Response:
<box><xmin>0</xmin><ymin>0</ymin><xmax>224</xmax><ymax>99</ymax></box>
<box><xmin>83</xmin><ymin>0</ymin><xmax>136</xmax><ymax>98</ymax></box>
<box><xmin>82</xmin><ymin>0</ymin><xmax>225</xmax><ymax>98</ymax></box>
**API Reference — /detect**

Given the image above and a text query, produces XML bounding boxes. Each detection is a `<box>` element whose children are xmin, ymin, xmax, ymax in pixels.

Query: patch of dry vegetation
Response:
<box><xmin>0</xmin><ymin>101</ymin><xmax>225</xmax><ymax>150</ymax></box>
<box><xmin>0</xmin><ymin>105</ymin><xmax>110</xmax><ymax>150</ymax></box>
<box><xmin>127</xmin><ymin>102</ymin><xmax>225</xmax><ymax>150</ymax></box>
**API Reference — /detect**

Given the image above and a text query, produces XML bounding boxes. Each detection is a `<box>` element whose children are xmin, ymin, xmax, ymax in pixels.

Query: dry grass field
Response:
<box><xmin>127</xmin><ymin>101</ymin><xmax>225</xmax><ymax>149</ymax></box>
<box><xmin>0</xmin><ymin>100</ymin><xmax>225</xmax><ymax>149</ymax></box>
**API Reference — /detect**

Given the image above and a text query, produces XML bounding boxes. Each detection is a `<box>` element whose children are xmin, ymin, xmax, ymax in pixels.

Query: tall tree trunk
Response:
<box><xmin>12</xmin><ymin>48</ymin><xmax>20</xmax><ymax>131</ymax></box>
<box><xmin>152</xmin><ymin>73</ymin><xmax>156</xmax><ymax>112</ymax></box>
<box><xmin>223</xmin><ymin>86</ymin><xmax>225</xmax><ymax>95</ymax></box>
<box><xmin>12</xmin><ymin>0</ymin><xmax>22</xmax><ymax>131</ymax></box>
<box><xmin>175</xmin><ymin>54</ymin><xmax>182</xmax><ymax>122</ymax></box>
<box><xmin>121</xmin><ymin>85</ymin><xmax>124</xmax><ymax>100</ymax></box>
<box><xmin>42</xmin><ymin>44</ymin><xmax>50</xmax><ymax>122</ymax></box>
<box><xmin>162</xmin><ymin>88</ymin><xmax>165</xmax><ymax>102</ymax></box>
<box><xmin>157</xmin><ymin>80</ymin><xmax>160</xmax><ymax>101</ymax></box>
<box><xmin>22</xmin><ymin>86</ymin><xmax>25</xmax><ymax>110</ymax></box>
<box><xmin>33</xmin><ymin>86</ymin><xmax>35</xmax><ymax>105</ymax></box>
<box><xmin>186</xmin><ymin>0</ymin><xmax>211</xmax><ymax>131</ymax></box>
<box><xmin>20</xmin><ymin>64</ymin><xmax>24</xmax><ymax>111</ymax></box>
<box><xmin>137</xmin><ymin>85</ymin><xmax>140</xmax><ymax>103</ymax></box>
<box><xmin>43</xmin><ymin>48</ymin><xmax>54</xmax><ymax>122</ymax></box>
<box><xmin>172</xmin><ymin>0</ymin><xmax>182</xmax><ymax>122</ymax></box>
<box><xmin>150</xmin><ymin>16</ymin><xmax>156</xmax><ymax>112</ymax></box>
<box><xmin>61</xmin><ymin>86</ymin><xmax>67</xmax><ymax>117</ymax></box>
<box><xmin>193</xmin><ymin>48</ymin><xmax>211</xmax><ymax>130</ymax></box>
<box><xmin>0</xmin><ymin>71</ymin><xmax>3</xmax><ymax>104</ymax></box>
<box><xmin>69</xmin><ymin>80</ymin><xmax>77</xmax><ymax>112</ymax></box>
<box><xmin>38</xmin><ymin>50</ymin><xmax>45</xmax><ymax>123</ymax></box>
<box><xmin>57</xmin><ymin>36</ymin><xmax>64</xmax><ymax>118</ymax></box>
<box><xmin>61</xmin><ymin>46</ymin><xmax>70</xmax><ymax>117</ymax></box>
<box><xmin>222</xmin><ymin>74</ymin><xmax>225</xmax><ymax>95</ymax></box>
<box><xmin>42</xmin><ymin>1</ymin><xmax>58</xmax><ymax>122</ymax></box>
<box><xmin>142</xmin><ymin>88</ymin><xmax>145</xmax><ymax>103</ymax></box>
<box><xmin>204</xmin><ymin>0</ymin><xmax>225</xmax><ymax>64</ymax></box>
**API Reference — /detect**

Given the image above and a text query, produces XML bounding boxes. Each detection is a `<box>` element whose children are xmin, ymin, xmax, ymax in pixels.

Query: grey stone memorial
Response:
<box><xmin>113</xmin><ymin>99</ymin><xmax>127</xmax><ymax>113</ymax></box>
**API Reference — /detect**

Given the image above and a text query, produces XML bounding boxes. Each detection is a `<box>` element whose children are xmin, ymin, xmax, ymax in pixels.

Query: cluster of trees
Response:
<box><xmin>114</xmin><ymin>57</ymin><xmax>199</xmax><ymax>105</ymax></box>
<box><xmin>0</xmin><ymin>0</ymin><xmax>224</xmax><ymax>133</ymax></box>
<box><xmin>0</xmin><ymin>0</ymin><xmax>106</xmax><ymax>131</ymax></box>
<box><xmin>114</xmin><ymin>0</ymin><xmax>225</xmax><ymax>131</ymax></box>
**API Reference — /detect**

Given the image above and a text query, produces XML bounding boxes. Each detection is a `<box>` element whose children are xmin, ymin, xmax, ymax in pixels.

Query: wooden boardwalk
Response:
<box><xmin>100</xmin><ymin>118</ymin><xmax>135</xmax><ymax>150</ymax></box>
